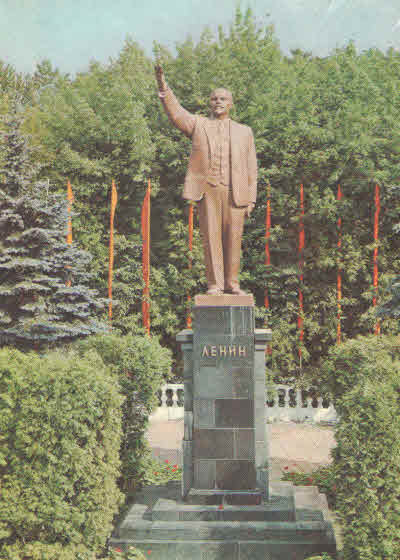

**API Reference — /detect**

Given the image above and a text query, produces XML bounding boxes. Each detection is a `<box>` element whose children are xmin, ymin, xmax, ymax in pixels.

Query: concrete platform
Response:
<box><xmin>110</xmin><ymin>481</ymin><xmax>336</xmax><ymax>559</ymax></box>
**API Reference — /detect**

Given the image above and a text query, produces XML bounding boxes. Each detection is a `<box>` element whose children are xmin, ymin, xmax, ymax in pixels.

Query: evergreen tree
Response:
<box><xmin>0</xmin><ymin>114</ymin><xmax>106</xmax><ymax>350</ymax></box>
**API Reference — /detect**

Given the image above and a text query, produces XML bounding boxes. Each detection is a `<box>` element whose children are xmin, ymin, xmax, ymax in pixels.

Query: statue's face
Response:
<box><xmin>209</xmin><ymin>88</ymin><xmax>233</xmax><ymax>119</ymax></box>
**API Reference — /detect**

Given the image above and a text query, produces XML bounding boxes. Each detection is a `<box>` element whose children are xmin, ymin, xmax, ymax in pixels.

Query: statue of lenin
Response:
<box><xmin>156</xmin><ymin>65</ymin><xmax>257</xmax><ymax>296</ymax></box>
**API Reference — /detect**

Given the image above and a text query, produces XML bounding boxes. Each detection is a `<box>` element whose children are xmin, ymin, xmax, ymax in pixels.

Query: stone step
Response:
<box><xmin>117</xmin><ymin>518</ymin><xmax>332</xmax><ymax>542</ymax></box>
<box><xmin>294</xmin><ymin>485</ymin><xmax>330</xmax><ymax>522</ymax></box>
<box><xmin>151</xmin><ymin>497</ymin><xmax>295</xmax><ymax>522</ymax></box>
<box><xmin>110</xmin><ymin>539</ymin><xmax>336</xmax><ymax>560</ymax></box>
<box><xmin>112</xmin><ymin>482</ymin><xmax>336</xmax><ymax>559</ymax></box>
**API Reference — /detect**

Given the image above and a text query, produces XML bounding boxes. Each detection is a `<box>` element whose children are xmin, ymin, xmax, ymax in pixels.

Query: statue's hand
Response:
<box><xmin>246</xmin><ymin>203</ymin><xmax>255</xmax><ymax>218</ymax></box>
<box><xmin>155</xmin><ymin>64</ymin><xmax>167</xmax><ymax>91</ymax></box>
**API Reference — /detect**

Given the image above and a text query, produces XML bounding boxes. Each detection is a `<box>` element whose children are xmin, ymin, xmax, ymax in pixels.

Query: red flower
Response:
<box><xmin>115</xmin><ymin>548</ymin><xmax>122</xmax><ymax>553</ymax></box>
<box><xmin>172</xmin><ymin>468</ymin><xmax>177</xmax><ymax>472</ymax></box>
<box><xmin>173</xmin><ymin>464</ymin><xmax>178</xmax><ymax>468</ymax></box>
<box><xmin>154</xmin><ymin>472</ymin><xmax>158</xmax><ymax>475</ymax></box>
<box><xmin>284</xmin><ymin>466</ymin><xmax>289</xmax><ymax>470</ymax></box>
<box><xmin>147</xmin><ymin>551</ymin><xmax>152</xmax><ymax>555</ymax></box>
<box><xmin>307</xmin><ymin>477</ymin><xmax>313</xmax><ymax>483</ymax></box>
<box><xmin>218</xmin><ymin>504</ymin><xmax>224</xmax><ymax>510</ymax></box>
<box><xmin>165</xmin><ymin>460</ymin><xmax>169</xmax><ymax>464</ymax></box>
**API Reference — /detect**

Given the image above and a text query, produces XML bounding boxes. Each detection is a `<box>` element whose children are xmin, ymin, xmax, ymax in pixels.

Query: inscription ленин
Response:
<box><xmin>201</xmin><ymin>345</ymin><xmax>247</xmax><ymax>357</ymax></box>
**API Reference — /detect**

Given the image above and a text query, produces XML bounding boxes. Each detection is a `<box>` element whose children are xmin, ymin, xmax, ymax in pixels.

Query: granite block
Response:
<box><xmin>193</xmin><ymin>399</ymin><xmax>215</xmax><ymax>428</ymax></box>
<box><xmin>232</xmin><ymin>367</ymin><xmax>253</xmax><ymax>398</ymax></box>
<box><xmin>194</xmin><ymin>306</ymin><xmax>254</xmax><ymax>335</ymax></box>
<box><xmin>215</xmin><ymin>460</ymin><xmax>257</xmax><ymax>490</ymax></box>
<box><xmin>194</xmin><ymin>366</ymin><xmax>233</xmax><ymax>398</ymax></box>
<box><xmin>235</xmin><ymin>429</ymin><xmax>255</xmax><ymax>460</ymax></box>
<box><xmin>215</xmin><ymin>399</ymin><xmax>253</xmax><ymax>428</ymax></box>
<box><xmin>194</xmin><ymin>460</ymin><xmax>216</xmax><ymax>488</ymax></box>
<box><xmin>193</xmin><ymin>429</ymin><xmax>234</xmax><ymax>459</ymax></box>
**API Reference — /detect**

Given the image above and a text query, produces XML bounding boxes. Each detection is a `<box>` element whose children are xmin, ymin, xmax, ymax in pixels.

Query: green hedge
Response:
<box><xmin>73</xmin><ymin>333</ymin><xmax>172</xmax><ymax>491</ymax></box>
<box><xmin>321</xmin><ymin>335</ymin><xmax>400</xmax><ymax>560</ymax></box>
<box><xmin>0</xmin><ymin>542</ymin><xmax>145</xmax><ymax>559</ymax></box>
<box><xmin>0</xmin><ymin>347</ymin><xmax>124</xmax><ymax>558</ymax></box>
<box><xmin>319</xmin><ymin>334</ymin><xmax>400</xmax><ymax>411</ymax></box>
<box><xmin>334</xmin><ymin>376</ymin><xmax>400</xmax><ymax>559</ymax></box>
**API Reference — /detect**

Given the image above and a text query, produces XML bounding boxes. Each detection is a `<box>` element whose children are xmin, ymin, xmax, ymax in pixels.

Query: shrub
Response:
<box><xmin>111</xmin><ymin>546</ymin><xmax>145</xmax><ymax>559</ymax></box>
<box><xmin>319</xmin><ymin>334</ymin><xmax>400</xmax><ymax>410</ymax></box>
<box><xmin>1</xmin><ymin>542</ymin><xmax>146</xmax><ymax>559</ymax></box>
<box><xmin>333</xmin><ymin>375</ymin><xmax>400</xmax><ymax>559</ymax></box>
<box><xmin>73</xmin><ymin>333</ymin><xmax>172</xmax><ymax>491</ymax></box>
<box><xmin>0</xmin><ymin>347</ymin><xmax>124</xmax><ymax>557</ymax></box>
<box><xmin>141</xmin><ymin>457</ymin><xmax>182</xmax><ymax>486</ymax></box>
<box><xmin>281</xmin><ymin>464</ymin><xmax>337</xmax><ymax>508</ymax></box>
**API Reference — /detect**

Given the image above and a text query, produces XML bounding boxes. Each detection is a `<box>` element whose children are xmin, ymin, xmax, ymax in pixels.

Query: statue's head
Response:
<box><xmin>209</xmin><ymin>88</ymin><xmax>233</xmax><ymax>119</ymax></box>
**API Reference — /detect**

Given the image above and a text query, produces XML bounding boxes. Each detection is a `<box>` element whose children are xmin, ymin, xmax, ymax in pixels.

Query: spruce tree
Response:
<box><xmin>0</xmin><ymin>112</ymin><xmax>106</xmax><ymax>350</ymax></box>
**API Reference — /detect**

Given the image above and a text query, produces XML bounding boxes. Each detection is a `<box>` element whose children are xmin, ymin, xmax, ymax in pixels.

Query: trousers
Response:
<box><xmin>197</xmin><ymin>183</ymin><xmax>246</xmax><ymax>292</ymax></box>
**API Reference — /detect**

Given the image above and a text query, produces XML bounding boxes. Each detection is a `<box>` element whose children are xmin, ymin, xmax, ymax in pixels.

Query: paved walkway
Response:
<box><xmin>146</xmin><ymin>419</ymin><xmax>336</xmax><ymax>480</ymax></box>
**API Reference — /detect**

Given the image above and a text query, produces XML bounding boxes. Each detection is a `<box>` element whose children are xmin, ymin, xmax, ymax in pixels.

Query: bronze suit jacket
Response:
<box><xmin>160</xmin><ymin>88</ymin><xmax>257</xmax><ymax>207</ymax></box>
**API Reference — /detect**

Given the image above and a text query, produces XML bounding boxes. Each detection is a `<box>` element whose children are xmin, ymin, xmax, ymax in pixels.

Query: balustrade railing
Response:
<box><xmin>151</xmin><ymin>383</ymin><xmax>338</xmax><ymax>424</ymax></box>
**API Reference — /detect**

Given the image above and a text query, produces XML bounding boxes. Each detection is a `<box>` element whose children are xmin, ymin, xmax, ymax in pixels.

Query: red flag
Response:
<box><xmin>337</xmin><ymin>184</ymin><xmax>342</xmax><ymax>344</ymax></box>
<box><xmin>67</xmin><ymin>180</ymin><xmax>74</xmax><ymax>244</ymax></box>
<box><xmin>373</xmin><ymin>184</ymin><xmax>380</xmax><ymax>335</ymax></box>
<box><xmin>298</xmin><ymin>184</ymin><xmax>305</xmax><ymax>359</ymax></box>
<box><xmin>108</xmin><ymin>180</ymin><xmax>118</xmax><ymax>322</ymax></box>
<box><xmin>265</xmin><ymin>181</ymin><xmax>272</xmax><ymax>355</ymax></box>
<box><xmin>142</xmin><ymin>179</ymin><xmax>151</xmax><ymax>336</ymax></box>
<box><xmin>186</xmin><ymin>202</ymin><xmax>194</xmax><ymax>329</ymax></box>
<box><xmin>265</xmin><ymin>181</ymin><xmax>271</xmax><ymax>309</ymax></box>
<box><xmin>66</xmin><ymin>180</ymin><xmax>74</xmax><ymax>287</ymax></box>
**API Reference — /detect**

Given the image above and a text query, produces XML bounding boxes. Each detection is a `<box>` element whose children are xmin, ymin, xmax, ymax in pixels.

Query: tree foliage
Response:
<box><xmin>0</xmin><ymin>347</ymin><xmax>124</xmax><ymax>558</ymax></box>
<box><xmin>0</xmin><ymin>114</ymin><xmax>106</xmax><ymax>350</ymax></box>
<box><xmin>2</xmin><ymin>6</ymin><xmax>399</xmax><ymax>375</ymax></box>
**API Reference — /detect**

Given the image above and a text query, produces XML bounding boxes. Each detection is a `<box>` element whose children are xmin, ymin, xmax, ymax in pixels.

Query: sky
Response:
<box><xmin>1</xmin><ymin>0</ymin><xmax>400</xmax><ymax>75</ymax></box>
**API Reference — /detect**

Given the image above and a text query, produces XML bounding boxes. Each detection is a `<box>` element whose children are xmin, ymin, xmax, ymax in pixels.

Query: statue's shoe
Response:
<box><xmin>206</xmin><ymin>287</ymin><xmax>224</xmax><ymax>295</ymax></box>
<box><xmin>225</xmin><ymin>287</ymin><xmax>248</xmax><ymax>296</ymax></box>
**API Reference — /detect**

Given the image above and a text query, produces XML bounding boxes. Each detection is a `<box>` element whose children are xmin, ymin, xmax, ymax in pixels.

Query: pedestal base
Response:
<box><xmin>111</xmin><ymin>481</ymin><xmax>337</xmax><ymax>559</ymax></box>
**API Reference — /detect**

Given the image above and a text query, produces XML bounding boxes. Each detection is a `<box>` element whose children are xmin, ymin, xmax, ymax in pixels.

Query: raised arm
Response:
<box><xmin>155</xmin><ymin>65</ymin><xmax>196</xmax><ymax>138</ymax></box>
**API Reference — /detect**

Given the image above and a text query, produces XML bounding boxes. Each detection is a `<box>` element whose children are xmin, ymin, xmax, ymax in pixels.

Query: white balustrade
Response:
<box><xmin>150</xmin><ymin>383</ymin><xmax>338</xmax><ymax>424</ymax></box>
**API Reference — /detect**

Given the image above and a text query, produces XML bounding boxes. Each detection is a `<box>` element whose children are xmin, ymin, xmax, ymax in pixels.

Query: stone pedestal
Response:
<box><xmin>179</xmin><ymin>295</ymin><xmax>270</xmax><ymax>503</ymax></box>
<box><xmin>111</xmin><ymin>296</ymin><xmax>336</xmax><ymax>559</ymax></box>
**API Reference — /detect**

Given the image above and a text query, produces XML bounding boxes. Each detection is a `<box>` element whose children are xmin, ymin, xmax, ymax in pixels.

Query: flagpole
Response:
<box><xmin>298</xmin><ymin>184</ymin><xmax>305</xmax><ymax>366</ymax></box>
<box><xmin>142</xmin><ymin>179</ymin><xmax>151</xmax><ymax>336</ymax></box>
<box><xmin>108</xmin><ymin>180</ymin><xmax>118</xmax><ymax>324</ymax></box>
<box><xmin>66</xmin><ymin>180</ymin><xmax>74</xmax><ymax>287</ymax></box>
<box><xmin>265</xmin><ymin>180</ymin><xmax>272</xmax><ymax>355</ymax></box>
<box><xmin>337</xmin><ymin>184</ymin><xmax>342</xmax><ymax>344</ymax></box>
<box><xmin>373</xmin><ymin>184</ymin><xmax>381</xmax><ymax>335</ymax></box>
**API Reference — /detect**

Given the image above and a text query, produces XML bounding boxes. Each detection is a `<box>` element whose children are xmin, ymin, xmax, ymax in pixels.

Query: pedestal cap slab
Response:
<box><xmin>194</xmin><ymin>294</ymin><xmax>254</xmax><ymax>306</ymax></box>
